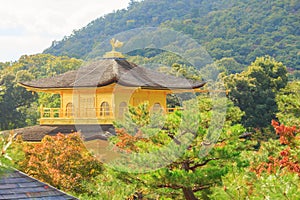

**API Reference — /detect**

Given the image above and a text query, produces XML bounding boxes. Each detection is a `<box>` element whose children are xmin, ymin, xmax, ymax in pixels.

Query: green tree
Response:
<box><xmin>0</xmin><ymin>132</ymin><xmax>24</xmax><ymax>174</ymax></box>
<box><xmin>0</xmin><ymin>62</ymin><xmax>11</xmax><ymax>71</ymax></box>
<box><xmin>0</xmin><ymin>54</ymin><xmax>83</xmax><ymax>130</ymax></box>
<box><xmin>225</xmin><ymin>56</ymin><xmax>288</xmax><ymax>128</ymax></box>
<box><xmin>214</xmin><ymin>57</ymin><xmax>245</xmax><ymax>74</ymax></box>
<box><xmin>166</xmin><ymin>63</ymin><xmax>202</xmax><ymax>81</ymax></box>
<box><xmin>0</xmin><ymin>71</ymin><xmax>37</xmax><ymax>130</ymax></box>
<box><xmin>10</xmin><ymin>54</ymin><xmax>82</xmax><ymax>79</ymax></box>
<box><xmin>107</xmin><ymin>96</ymin><xmax>246</xmax><ymax>199</ymax></box>
<box><xmin>77</xmin><ymin>168</ymin><xmax>139</xmax><ymax>200</ymax></box>
<box><xmin>276</xmin><ymin>81</ymin><xmax>300</xmax><ymax>127</ymax></box>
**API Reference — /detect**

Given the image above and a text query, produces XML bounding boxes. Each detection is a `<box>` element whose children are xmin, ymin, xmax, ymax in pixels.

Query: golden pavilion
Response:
<box><xmin>16</xmin><ymin>42</ymin><xmax>205</xmax><ymax>141</ymax></box>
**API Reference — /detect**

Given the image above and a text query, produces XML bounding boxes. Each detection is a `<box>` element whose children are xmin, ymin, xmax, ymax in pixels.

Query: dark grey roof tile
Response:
<box><xmin>0</xmin><ymin>193</ymin><xmax>28</xmax><ymax>199</ymax></box>
<box><xmin>0</xmin><ymin>183</ymin><xmax>18</xmax><ymax>189</ymax></box>
<box><xmin>18</xmin><ymin>181</ymin><xmax>44</xmax><ymax>188</ymax></box>
<box><xmin>0</xmin><ymin>170</ymin><xmax>77</xmax><ymax>200</ymax></box>
<box><xmin>0</xmin><ymin>177</ymin><xmax>29</xmax><ymax>184</ymax></box>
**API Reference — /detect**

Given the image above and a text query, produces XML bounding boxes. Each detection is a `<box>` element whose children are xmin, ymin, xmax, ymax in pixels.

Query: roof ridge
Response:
<box><xmin>112</xmin><ymin>59</ymin><xmax>120</xmax><ymax>80</ymax></box>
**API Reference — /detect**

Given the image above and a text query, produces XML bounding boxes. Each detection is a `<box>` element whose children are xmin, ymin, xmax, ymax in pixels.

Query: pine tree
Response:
<box><xmin>109</xmin><ymin>96</ymin><xmax>246</xmax><ymax>199</ymax></box>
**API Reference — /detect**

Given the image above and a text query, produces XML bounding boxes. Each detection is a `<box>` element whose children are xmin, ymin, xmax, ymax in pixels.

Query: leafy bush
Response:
<box><xmin>19</xmin><ymin>133</ymin><xmax>103</xmax><ymax>194</ymax></box>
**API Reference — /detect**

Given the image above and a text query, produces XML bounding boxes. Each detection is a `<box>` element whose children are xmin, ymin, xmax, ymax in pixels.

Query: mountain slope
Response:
<box><xmin>43</xmin><ymin>0</ymin><xmax>300</xmax><ymax>69</ymax></box>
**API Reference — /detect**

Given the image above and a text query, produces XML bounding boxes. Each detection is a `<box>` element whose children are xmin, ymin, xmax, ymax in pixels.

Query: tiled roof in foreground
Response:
<box><xmin>0</xmin><ymin>169</ymin><xmax>77</xmax><ymax>199</ymax></box>
<box><xmin>1</xmin><ymin>125</ymin><xmax>114</xmax><ymax>142</ymax></box>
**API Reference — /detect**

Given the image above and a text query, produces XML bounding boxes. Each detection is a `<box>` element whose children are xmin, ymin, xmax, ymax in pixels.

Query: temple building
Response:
<box><xmin>16</xmin><ymin>40</ymin><xmax>205</xmax><ymax>141</ymax></box>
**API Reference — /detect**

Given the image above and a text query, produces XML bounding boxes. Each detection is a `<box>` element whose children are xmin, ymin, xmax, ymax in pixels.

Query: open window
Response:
<box><xmin>100</xmin><ymin>101</ymin><xmax>110</xmax><ymax>117</ymax></box>
<box><xmin>66</xmin><ymin>103</ymin><xmax>74</xmax><ymax>117</ymax></box>
<box><xmin>152</xmin><ymin>102</ymin><xmax>163</xmax><ymax>112</ymax></box>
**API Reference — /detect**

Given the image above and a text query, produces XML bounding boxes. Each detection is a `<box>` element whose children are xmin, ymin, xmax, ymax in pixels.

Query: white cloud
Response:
<box><xmin>0</xmin><ymin>0</ymin><xmax>130</xmax><ymax>62</ymax></box>
<box><xmin>0</xmin><ymin>35</ymin><xmax>50</xmax><ymax>62</ymax></box>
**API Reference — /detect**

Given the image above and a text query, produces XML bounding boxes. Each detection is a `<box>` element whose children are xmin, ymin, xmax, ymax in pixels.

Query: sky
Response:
<box><xmin>0</xmin><ymin>0</ymin><xmax>131</xmax><ymax>62</ymax></box>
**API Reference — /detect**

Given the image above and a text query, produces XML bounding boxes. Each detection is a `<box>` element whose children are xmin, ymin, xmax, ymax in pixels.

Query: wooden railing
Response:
<box><xmin>40</xmin><ymin>108</ymin><xmax>114</xmax><ymax>119</ymax></box>
<box><xmin>39</xmin><ymin>107</ymin><xmax>184</xmax><ymax>125</ymax></box>
<box><xmin>41</xmin><ymin>108</ymin><xmax>61</xmax><ymax>118</ymax></box>
<box><xmin>41</xmin><ymin>107</ymin><xmax>184</xmax><ymax>119</ymax></box>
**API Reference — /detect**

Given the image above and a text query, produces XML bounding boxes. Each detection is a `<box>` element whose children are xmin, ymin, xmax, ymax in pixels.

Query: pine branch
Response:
<box><xmin>167</xmin><ymin>132</ymin><xmax>181</xmax><ymax>145</ymax></box>
<box><xmin>192</xmin><ymin>184</ymin><xmax>213</xmax><ymax>192</ymax></box>
<box><xmin>157</xmin><ymin>184</ymin><xmax>183</xmax><ymax>190</ymax></box>
<box><xmin>157</xmin><ymin>183</ymin><xmax>212</xmax><ymax>192</ymax></box>
<box><xmin>189</xmin><ymin>158</ymin><xmax>220</xmax><ymax>171</ymax></box>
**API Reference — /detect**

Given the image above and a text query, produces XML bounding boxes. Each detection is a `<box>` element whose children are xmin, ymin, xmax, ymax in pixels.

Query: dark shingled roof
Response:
<box><xmin>0</xmin><ymin>169</ymin><xmax>77</xmax><ymax>199</ymax></box>
<box><xmin>20</xmin><ymin>59</ymin><xmax>205</xmax><ymax>89</ymax></box>
<box><xmin>1</xmin><ymin>125</ymin><xmax>114</xmax><ymax>142</ymax></box>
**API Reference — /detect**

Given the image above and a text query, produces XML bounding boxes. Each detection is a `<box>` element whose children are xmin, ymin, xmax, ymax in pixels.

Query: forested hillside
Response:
<box><xmin>44</xmin><ymin>0</ymin><xmax>299</xmax><ymax>69</ymax></box>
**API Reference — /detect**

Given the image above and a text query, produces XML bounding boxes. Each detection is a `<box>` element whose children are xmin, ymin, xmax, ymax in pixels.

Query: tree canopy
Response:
<box><xmin>225</xmin><ymin>56</ymin><xmax>288</xmax><ymax>128</ymax></box>
<box><xmin>0</xmin><ymin>54</ymin><xmax>82</xmax><ymax>131</ymax></box>
<box><xmin>276</xmin><ymin>81</ymin><xmax>300</xmax><ymax>127</ymax></box>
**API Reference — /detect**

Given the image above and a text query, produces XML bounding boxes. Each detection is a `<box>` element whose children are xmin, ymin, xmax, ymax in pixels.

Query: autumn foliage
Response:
<box><xmin>252</xmin><ymin>120</ymin><xmax>300</xmax><ymax>177</ymax></box>
<box><xmin>271</xmin><ymin>120</ymin><xmax>299</xmax><ymax>145</ymax></box>
<box><xmin>19</xmin><ymin>133</ymin><xmax>103</xmax><ymax>193</ymax></box>
<box><xmin>113</xmin><ymin>128</ymin><xmax>149</xmax><ymax>153</ymax></box>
